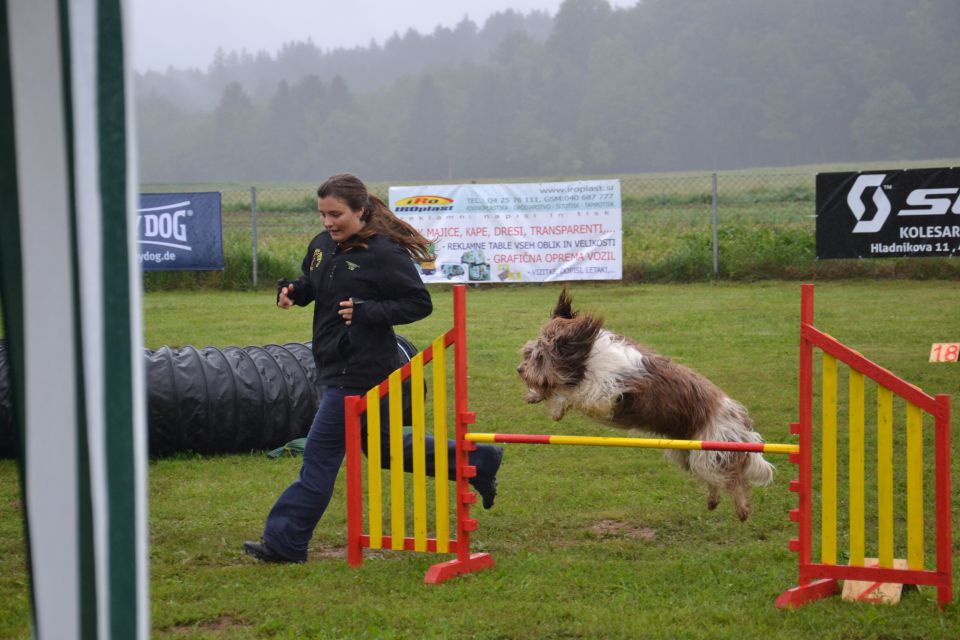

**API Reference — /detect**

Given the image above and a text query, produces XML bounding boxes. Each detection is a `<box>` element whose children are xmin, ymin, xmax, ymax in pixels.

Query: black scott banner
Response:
<box><xmin>816</xmin><ymin>168</ymin><xmax>960</xmax><ymax>259</ymax></box>
<box><xmin>137</xmin><ymin>192</ymin><xmax>224</xmax><ymax>271</ymax></box>
<box><xmin>817</xmin><ymin>168</ymin><xmax>960</xmax><ymax>259</ymax></box>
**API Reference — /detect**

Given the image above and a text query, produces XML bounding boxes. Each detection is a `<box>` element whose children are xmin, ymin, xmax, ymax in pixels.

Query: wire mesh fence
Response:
<box><xmin>139</xmin><ymin>169</ymin><xmax>955</xmax><ymax>288</ymax></box>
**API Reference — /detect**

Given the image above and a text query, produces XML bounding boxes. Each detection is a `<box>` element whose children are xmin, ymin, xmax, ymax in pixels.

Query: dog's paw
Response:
<box><xmin>523</xmin><ymin>389</ymin><xmax>543</xmax><ymax>404</ymax></box>
<box><xmin>548</xmin><ymin>406</ymin><xmax>567</xmax><ymax>421</ymax></box>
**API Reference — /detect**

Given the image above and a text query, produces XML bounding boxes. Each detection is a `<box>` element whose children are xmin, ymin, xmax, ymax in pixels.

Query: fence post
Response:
<box><xmin>250</xmin><ymin>186</ymin><xmax>258</xmax><ymax>288</ymax></box>
<box><xmin>711</xmin><ymin>172</ymin><xmax>719</xmax><ymax>276</ymax></box>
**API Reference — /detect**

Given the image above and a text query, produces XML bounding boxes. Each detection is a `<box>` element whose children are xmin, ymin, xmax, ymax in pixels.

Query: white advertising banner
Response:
<box><xmin>389</xmin><ymin>180</ymin><xmax>622</xmax><ymax>283</ymax></box>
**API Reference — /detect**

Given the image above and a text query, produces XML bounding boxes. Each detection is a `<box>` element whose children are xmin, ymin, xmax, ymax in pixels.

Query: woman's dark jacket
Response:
<box><xmin>286</xmin><ymin>231</ymin><xmax>432</xmax><ymax>389</ymax></box>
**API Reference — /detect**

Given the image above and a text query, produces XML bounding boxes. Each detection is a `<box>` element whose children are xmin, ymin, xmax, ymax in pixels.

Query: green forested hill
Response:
<box><xmin>135</xmin><ymin>0</ymin><xmax>960</xmax><ymax>182</ymax></box>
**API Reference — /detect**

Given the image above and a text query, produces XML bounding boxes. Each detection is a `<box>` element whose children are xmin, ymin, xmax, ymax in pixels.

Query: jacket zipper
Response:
<box><xmin>328</xmin><ymin>248</ymin><xmax>349</xmax><ymax>376</ymax></box>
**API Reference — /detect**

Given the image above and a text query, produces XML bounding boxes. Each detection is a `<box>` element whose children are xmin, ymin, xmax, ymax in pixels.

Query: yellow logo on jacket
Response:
<box><xmin>310</xmin><ymin>249</ymin><xmax>323</xmax><ymax>271</ymax></box>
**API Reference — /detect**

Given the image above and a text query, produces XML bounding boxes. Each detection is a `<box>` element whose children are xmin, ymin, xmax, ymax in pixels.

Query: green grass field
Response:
<box><xmin>2</xmin><ymin>281</ymin><xmax>960</xmax><ymax>638</ymax></box>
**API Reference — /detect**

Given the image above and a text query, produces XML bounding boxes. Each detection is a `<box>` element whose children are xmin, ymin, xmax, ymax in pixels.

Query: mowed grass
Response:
<box><xmin>2</xmin><ymin>281</ymin><xmax>960</xmax><ymax>638</ymax></box>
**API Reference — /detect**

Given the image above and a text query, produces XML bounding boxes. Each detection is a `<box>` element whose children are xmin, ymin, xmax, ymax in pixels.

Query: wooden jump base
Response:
<box><xmin>343</xmin><ymin>284</ymin><xmax>952</xmax><ymax>608</ymax></box>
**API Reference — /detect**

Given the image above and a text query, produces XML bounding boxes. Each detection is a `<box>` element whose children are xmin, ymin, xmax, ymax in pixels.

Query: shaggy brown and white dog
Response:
<box><xmin>517</xmin><ymin>289</ymin><xmax>774</xmax><ymax>521</ymax></box>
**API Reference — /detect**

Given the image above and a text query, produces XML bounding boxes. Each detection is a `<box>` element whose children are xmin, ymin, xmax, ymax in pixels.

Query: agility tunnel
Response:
<box><xmin>342</xmin><ymin>284</ymin><xmax>952</xmax><ymax>609</ymax></box>
<box><xmin>0</xmin><ymin>336</ymin><xmax>420</xmax><ymax>457</ymax></box>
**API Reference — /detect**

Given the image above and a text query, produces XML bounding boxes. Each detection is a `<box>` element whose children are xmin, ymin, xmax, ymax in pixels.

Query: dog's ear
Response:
<box><xmin>551</xmin><ymin>314</ymin><xmax>604</xmax><ymax>385</ymax></box>
<box><xmin>556</xmin><ymin>314</ymin><xmax>604</xmax><ymax>355</ymax></box>
<box><xmin>552</xmin><ymin>287</ymin><xmax>576</xmax><ymax>319</ymax></box>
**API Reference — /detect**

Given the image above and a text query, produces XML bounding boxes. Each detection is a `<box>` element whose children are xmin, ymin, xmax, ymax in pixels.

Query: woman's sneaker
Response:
<box><xmin>243</xmin><ymin>539</ymin><xmax>305</xmax><ymax>564</ymax></box>
<box><xmin>471</xmin><ymin>446</ymin><xmax>504</xmax><ymax>509</ymax></box>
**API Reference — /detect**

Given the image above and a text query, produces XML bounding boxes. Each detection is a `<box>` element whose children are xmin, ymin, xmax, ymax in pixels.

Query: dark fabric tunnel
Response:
<box><xmin>0</xmin><ymin>337</ymin><xmax>420</xmax><ymax>457</ymax></box>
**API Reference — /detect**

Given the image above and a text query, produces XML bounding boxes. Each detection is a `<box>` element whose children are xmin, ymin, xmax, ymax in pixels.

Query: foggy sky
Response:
<box><xmin>130</xmin><ymin>0</ymin><xmax>634</xmax><ymax>72</ymax></box>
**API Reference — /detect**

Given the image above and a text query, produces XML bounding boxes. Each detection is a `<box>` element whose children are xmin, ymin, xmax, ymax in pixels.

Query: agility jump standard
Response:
<box><xmin>344</xmin><ymin>285</ymin><xmax>494</xmax><ymax>583</ymax></box>
<box><xmin>344</xmin><ymin>284</ymin><xmax>952</xmax><ymax>608</ymax></box>
<box><xmin>776</xmin><ymin>283</ymin><xmax>952</xmax><ymax>608</ymax></box>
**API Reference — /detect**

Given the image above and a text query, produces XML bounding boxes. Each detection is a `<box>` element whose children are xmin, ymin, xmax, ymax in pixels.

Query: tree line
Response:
<box><xmin>135</xmin><ymin>0</ymin><xmax>960</xmax><ymax>183</ymax></box>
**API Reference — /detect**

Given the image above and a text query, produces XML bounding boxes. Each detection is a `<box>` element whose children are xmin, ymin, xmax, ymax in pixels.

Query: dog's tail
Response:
<box><xmin>742</xmin><ymin>441</ymin><xmax>776</xmax><ymax>487</ymax></box>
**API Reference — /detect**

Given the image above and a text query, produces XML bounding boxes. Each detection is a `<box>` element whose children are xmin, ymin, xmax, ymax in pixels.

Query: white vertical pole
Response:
<box><xmin>712</xmin><ymin>172</ymin><xmax>719</xmax><ymax>276</ymax></box>
<box><xmin>251</xmin><ymin>186</ymin><xmax>258</xmax><ymax>287</ymax></box>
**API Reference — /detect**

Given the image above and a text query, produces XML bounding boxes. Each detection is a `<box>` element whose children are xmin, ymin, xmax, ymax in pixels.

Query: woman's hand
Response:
<box><xmin>338</xmin><ymin>298</ymin><xmax>355</xmax><ymax>325</ymax></box>
<box><xmin>277</xmin><ymin>284</ymin><xmax>295</xmax><ymax>309</ymax></box>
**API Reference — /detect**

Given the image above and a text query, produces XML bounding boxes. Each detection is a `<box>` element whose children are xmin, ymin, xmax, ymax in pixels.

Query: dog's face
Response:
<box><xmin>517</xmin><ymin>289</ymin><xmax>604</xmax><ymax>407</ymax></box>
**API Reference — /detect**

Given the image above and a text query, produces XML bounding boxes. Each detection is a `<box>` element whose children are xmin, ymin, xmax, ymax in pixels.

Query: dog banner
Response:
<box><xmin>137</xmin><ymin>192</ymin><xmax>224</xmax><ymax>271</ymax></box>
<box><xmin>816</xmin><ymin>167</ymin><xmax>960</xmax><ymax>259</ymax></box>
<box><xmin>389</xmin><ymin>180</ymin><xmax>622</xmax><ymax>283</ymax></box>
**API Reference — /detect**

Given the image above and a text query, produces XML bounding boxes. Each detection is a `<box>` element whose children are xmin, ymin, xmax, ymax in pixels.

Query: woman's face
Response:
<box><xmin>318</xmin><ymin>195</ymin><xmax>365</xmax><ymax>243</ymax></box>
